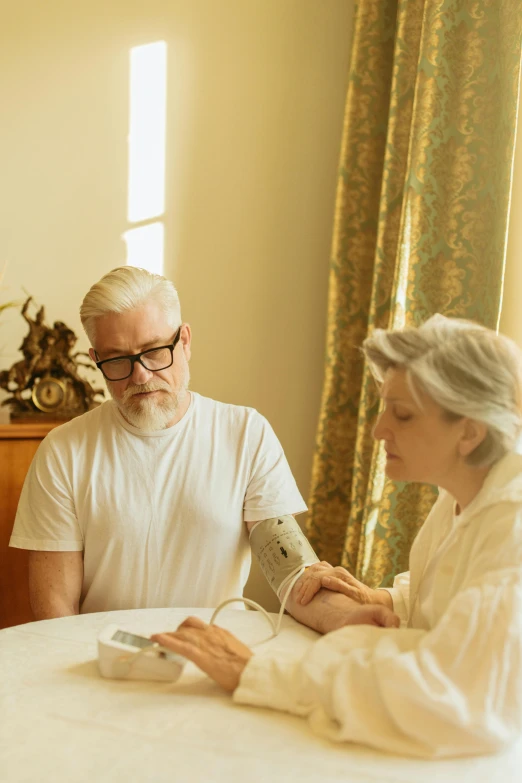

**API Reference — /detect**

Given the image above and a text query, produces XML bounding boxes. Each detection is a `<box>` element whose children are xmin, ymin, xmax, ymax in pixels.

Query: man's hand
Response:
<box><xmin>294</xmin><ymin>563</ymin><xmax>393</xmax><ymax>610</ymax></box>
<box><xmin>151</xmin><ymin>617</ymin><xmax>253</xmax><ymax>692</ymax></box>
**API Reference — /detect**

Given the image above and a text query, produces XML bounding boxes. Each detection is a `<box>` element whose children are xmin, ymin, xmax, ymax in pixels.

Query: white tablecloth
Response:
<box><xmin>1</xmin><ymin>607</ymin><xmax>521</xmax><ymax>783</ymax></box>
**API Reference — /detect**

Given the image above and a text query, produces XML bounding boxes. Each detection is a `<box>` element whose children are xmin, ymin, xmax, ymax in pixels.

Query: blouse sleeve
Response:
<box><xmin>378</xmin><ymin>570</ymin><xmax>410</xmax><ymax>625</ymax></box>
<box><xmin>234</xmin><ymin>568</ymin><xmax>522</xmax><ymax>758</ymax></box>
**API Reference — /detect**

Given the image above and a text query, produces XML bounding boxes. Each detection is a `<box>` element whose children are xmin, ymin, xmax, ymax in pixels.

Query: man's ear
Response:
<box><xmin>458</xmin><ymin>419</ymin><xmax>488</xmax><ymax>458</ymax></box>
<box><xmin>181</xmin><ymin>323</ymin><xmax>192</xmax><ymax>361</ymax></box>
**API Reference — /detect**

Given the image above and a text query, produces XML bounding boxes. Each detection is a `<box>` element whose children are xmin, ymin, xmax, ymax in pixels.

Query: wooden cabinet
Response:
<box><xmin>0</xmin><ymin>418</ymin><xmax>62</xmax><ymax>628</ymax></box>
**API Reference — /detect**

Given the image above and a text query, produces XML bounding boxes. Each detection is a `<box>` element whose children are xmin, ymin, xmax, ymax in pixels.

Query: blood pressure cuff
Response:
<box><xmin>249</xmin><ymin>515</ymin><xmax>320</xmax><ymax>601</ymax></box>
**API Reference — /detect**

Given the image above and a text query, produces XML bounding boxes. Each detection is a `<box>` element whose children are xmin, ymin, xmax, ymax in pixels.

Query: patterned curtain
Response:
<box><xmin>307</xmin><ymin>0</ymin><xmax>522</xmax><ymax>587</ymax></box>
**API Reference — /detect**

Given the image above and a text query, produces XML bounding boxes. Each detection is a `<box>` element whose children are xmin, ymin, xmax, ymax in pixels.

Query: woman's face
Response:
<box><xmin>373</xmin><ymin>368</ymin><xmax>469</xmax><ymax>486</ymax></box>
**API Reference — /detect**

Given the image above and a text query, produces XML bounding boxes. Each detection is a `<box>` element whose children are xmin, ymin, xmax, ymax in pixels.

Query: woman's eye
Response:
<box><xmin>394</xmin><ymin>410</ymin><xmax>412</xmax><ymax>422</ymax></box>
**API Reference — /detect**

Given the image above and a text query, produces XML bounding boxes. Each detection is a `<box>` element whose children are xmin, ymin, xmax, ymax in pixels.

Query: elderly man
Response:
<box><xmin>10</xmin><ymin>266</ymin><xmax>397</xmax><ymax>634</ymax></box>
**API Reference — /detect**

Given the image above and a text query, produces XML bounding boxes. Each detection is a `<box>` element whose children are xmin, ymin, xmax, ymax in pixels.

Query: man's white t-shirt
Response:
<box><xmin>10</xmin><ymin>393</ymin><xmax>307</xmax><ymax>613</ymax></box>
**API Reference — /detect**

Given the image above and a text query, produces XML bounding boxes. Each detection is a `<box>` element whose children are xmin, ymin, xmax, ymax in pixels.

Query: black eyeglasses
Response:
<box><xmin>95</xmin><ymin>327</ymin><xmax>182</xmax><ymax>381</ymax></box>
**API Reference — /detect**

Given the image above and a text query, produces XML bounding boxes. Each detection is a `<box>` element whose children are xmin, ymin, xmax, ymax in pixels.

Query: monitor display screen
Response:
<box><xmin>111</xmin><ymin>630</ymin><xmax>152</xmax><ymax>649</ymax></box>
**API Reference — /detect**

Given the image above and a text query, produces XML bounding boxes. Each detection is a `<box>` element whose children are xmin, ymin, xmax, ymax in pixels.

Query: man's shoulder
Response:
<box><xmin>192</xmin><ymin>393</ymin><xmax>275</xmax><ymax>450</ymax></box>
<box><xmin>194</xmin><ymin>393</ymin><xmax>264</xmax><ymax>426</ymax></box>
<box><xmin>44</xmin><ymin>401</ymin><xmax>114</xmax><ymax>449</ymax></box>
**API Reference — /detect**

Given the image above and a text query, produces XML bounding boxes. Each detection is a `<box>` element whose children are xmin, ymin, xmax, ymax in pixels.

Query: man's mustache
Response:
<box><xmin>122</xmin><ymin>380</ymin><xmax>173</xmax><ymax>404</ymax></box>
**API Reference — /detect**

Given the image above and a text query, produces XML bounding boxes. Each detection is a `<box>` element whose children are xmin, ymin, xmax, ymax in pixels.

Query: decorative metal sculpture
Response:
<box><xmin>0</xmin><ymin>297</ymin><xmax>105</xmax><ymax>419</ymax></box>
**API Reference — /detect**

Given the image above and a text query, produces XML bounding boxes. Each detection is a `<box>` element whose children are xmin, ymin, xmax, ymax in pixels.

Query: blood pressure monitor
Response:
<box><xmin>98</xmin><ymin>625</ymin><xmax>186</xmax><ymax>681</ymax></box>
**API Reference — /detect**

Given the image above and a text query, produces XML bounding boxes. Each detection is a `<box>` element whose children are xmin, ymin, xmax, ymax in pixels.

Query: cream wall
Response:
<box><xmin>0</xmin><ymin>1</ymin><xmax>354</xmax><ymax>611</ymax></box>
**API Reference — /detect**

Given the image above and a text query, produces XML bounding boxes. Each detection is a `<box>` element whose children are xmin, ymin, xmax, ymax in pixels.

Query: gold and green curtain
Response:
<box><xmin>307</xmin><ymin>0</ymin><xmax>522</xmax><ymax>587</ymax></box>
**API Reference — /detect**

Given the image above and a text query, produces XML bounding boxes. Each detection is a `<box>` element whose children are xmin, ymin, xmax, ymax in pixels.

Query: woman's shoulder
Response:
<box><xmin>467</xmin><ymin>455</ymin><xmax>522</xmax><ymax>570</ymax></box>
<box><xmin>410</xmin><ymin>489</ymin><xmax>455</xmax><ymax>550</ymax></box>
<box><xmin>478</xmin><ymin>452</ymin><xmax>522</xmax><ymax>508</ymax></box>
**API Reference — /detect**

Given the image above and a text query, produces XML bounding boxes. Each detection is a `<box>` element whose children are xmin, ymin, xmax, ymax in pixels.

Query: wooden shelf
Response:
<box><xmin>0</xmin><ymin>420</ymin><xmax>64</xmax><ymax>439</ymax></box>
<box><xmin>0</xmin><ymin>419</ymin><xmax>62</xmax><ymax>627</ymax></box>
<box><xmin>0</xmin><ymin>409</ymin><xmax>65</xmax><ymax>439</ymax></box>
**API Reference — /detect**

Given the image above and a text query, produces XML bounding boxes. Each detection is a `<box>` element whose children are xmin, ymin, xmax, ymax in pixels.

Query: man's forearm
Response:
<box><xmin>28</xmin><ymin>550</ymin><xmax>83</xmax><ymax>620</ymax></box>
<box><xmin>30</xmin><ymin>594</ymin><xmax>79</xmax><ymax>620</ymax></box>
<box><xmin>285</xmin><ymin>585</ymin><xmax>364</xmax><ymax>635</ymax></box>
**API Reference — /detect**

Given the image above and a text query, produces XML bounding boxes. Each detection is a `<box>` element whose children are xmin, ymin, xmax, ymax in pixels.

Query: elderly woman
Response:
<box><xmin>153</xmin><ymin>315</ymin><xmax>522</xmax><ymax>758</ymax></box>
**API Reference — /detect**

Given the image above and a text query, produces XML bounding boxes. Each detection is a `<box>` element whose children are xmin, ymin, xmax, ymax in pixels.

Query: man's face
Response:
<box><xmin>89</xmin><ymin>300</ymin><xmax>191</xmax><ymax>430</ymax></box>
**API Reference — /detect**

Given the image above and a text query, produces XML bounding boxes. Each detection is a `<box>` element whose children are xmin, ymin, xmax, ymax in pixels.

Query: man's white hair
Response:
<box><xmin>80</xmin><ymin>266</ymin><xmax>181</xmax><ymax>345</ymax></box>
<box><xmin>363</xmin><ymin>314</ymin><xmax>522</xmax><ymax>467</ymax></box>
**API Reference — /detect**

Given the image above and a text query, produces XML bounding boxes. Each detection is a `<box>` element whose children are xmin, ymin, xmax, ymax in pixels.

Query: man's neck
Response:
<box><xmin>166</xmin><ymin>390</ymin><xmax>192</xmax><ymax>428</ymax></box>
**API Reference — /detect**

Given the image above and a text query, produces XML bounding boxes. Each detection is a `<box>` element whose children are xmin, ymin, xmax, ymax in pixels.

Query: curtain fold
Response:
<box><xmin>307</xmin><ymin>0</ymin><xmax>522</xmax><ymax>587</ymax></box>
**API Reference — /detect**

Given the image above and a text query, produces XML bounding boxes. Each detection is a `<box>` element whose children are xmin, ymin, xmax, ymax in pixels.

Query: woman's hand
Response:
<box><xmin>151</xmin><ymin>616</ymin><xmax>253</xmax><ymax>692</ymax></box>
<box><xmin>294</xmin><ymin>563</ymin><xmax>393</xmax><ymax>609</ymax></box>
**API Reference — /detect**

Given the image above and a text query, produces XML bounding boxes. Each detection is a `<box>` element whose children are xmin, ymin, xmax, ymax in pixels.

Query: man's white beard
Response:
<box><xmin>108</xmin><ymin>365</ymin><xmax>190</xmax><ymax>431</ymax></box>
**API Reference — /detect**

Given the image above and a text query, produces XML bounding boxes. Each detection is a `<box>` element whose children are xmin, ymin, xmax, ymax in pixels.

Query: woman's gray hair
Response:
<box><xmin>362</xmin><ymin>314</ymin><xmax>522</xmax><ymax>467</ymax></box>
<box><xmin>80</xmin><ymin>266</ymin><xmax>181</xmax><ymax>345</ymax></box>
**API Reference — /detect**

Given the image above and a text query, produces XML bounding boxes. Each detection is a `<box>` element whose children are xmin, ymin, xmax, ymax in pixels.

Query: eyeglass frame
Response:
<box><xmin>94</xmin><ymin>326</ymin><xmax>182</xmax><ymax>381</ymax></box>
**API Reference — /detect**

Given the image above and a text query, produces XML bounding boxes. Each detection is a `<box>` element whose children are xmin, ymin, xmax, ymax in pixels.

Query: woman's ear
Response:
<box><xmin>458</xmin><ymin>419</ymin><xmax>488</xmax><ymax>458</ymax></box>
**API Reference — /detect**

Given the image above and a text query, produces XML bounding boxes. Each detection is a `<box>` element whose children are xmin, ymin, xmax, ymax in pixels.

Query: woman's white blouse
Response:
<box><xmin>234</xmin><ymin>453</ymin><xmax>522</xmax><ymax>758</ymax></box>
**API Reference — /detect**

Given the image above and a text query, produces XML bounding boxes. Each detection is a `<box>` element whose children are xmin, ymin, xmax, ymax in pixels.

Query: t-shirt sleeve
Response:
<box><xmin>9</xmin><ymin>435</ymin><xmax>83</xmax><ymax>551</ymax></box>
<box><xmin>243</xmin><ymin>412</ymin><xmax>307</xmax><ymax>522</ymax></box>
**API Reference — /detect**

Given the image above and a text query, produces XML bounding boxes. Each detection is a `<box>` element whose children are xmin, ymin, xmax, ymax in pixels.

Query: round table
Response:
<box><xmin>1</xmin><ymin>608</ymin><xmax>521</xmax><ymax>782</ymax></box>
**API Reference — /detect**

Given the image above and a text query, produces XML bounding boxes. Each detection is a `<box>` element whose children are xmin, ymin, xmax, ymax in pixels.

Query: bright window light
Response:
<box><xmin>123</xmin><ymin>223</ymin><xmax>164</xmax><ymax>275</ymax></box>
<box><xmin>127</xmin><ymin>41</ymin><xmax>167</xmax><ymax>223</ymax></box>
